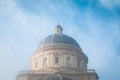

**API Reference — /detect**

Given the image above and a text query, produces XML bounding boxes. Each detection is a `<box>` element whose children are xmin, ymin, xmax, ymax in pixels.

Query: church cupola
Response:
<box><xmin>17</xmin><ymin>24</ymin><xmax>99</xmax><ymax>80</ymax></box>
<box><xmin>55</xmin><ymin>24</ymin><xmax>63</xmax><ymax>34</ymax></box>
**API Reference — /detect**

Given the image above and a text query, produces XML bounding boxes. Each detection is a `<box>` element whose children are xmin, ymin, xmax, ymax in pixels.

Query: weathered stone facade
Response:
<box><xmin>16</xmin><ymin>24</ymin><xmax>99</xmax><ymax>80</ymax></box>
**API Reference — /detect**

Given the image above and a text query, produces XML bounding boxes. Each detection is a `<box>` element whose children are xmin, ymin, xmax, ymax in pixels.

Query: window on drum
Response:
<box><xmin>67</xmin><ymin>56</ymin><xmax>71</xmax><ymax>65</ymax></box>
<box><xmin>55</xmin><ymin>56</ymin><xmax>60</xmax><ymax>64</ymax></box>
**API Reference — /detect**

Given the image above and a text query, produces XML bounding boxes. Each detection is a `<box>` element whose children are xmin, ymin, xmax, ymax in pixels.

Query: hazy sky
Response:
<box><xmin>0</xmin><ymin>0</ymin><xmax>120</xmax><ymax>80</ymax></box>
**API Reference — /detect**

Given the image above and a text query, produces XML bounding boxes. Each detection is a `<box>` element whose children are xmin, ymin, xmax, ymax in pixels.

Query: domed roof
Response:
<box><xmin>38</xmin><ymin>24</ymin><xmax>80</xmax><ymax>48</ymax></box>
<box><xmin>39</xmin><ymin>34</ymin><xmax>80</xmax><ymax>48</ymax></box>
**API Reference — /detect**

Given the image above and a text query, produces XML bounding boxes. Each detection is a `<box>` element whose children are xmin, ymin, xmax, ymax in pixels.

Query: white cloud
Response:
<box><xmin>99</xmin><ymin>0</ymin><xmax>120</xmax><ymax>9</ymax></box>
<box><xmin>65</xmin><ymin>9</ymin><xmax>120</xmax><ymax>79</ymax></box>
<box><xmin>0</xmin><ymin>0</ymin><xmax>120</xmax><ymax>80</ymax></box>
<box><xmin>0</xmin><ymin>0</ymin><xmax>56</xmax><ymax>80</ymax></box>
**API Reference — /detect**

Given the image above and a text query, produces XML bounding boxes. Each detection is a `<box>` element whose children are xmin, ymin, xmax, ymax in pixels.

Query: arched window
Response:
<box><xmin>54</xmin><ymin>55</ymin><xmax>61</xmax><ymax>64</ymax></box>
<box><xmin>55</xmin><ymin>56</ymin><xmax>59</xmax><ymax>64</ymax></box>
<box><xmin>80</xmin><ymin>60</ymin><xmax>84</xmax><ymax>67</ymax></box>
<box><xmin>54</xmin><ymin>53</ymin><xmax>61</xmax><ymax>65</ymax></box>
<box><xmin>44</xmin><ymin>57</ymin><xmax>47</xmax><ymax>66</ymax></box>
<box><xmin>35</xmin><ymin>61</ymin><xmax>38</xmax><ymax>68</ymax></box>
<box><xmin>67</xmin><ymin>56</ymin><xmax>70</xmax><ymax>65</ymax></box>
<box><xmin>77</xmin><ymin>59</ymin><xmax>80</xmax><ymax>67</ymax></box>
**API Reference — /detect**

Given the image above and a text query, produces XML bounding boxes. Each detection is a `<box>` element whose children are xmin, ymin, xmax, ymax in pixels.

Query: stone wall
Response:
<box><xmin>16</xmin><ymin>70</ymin><xmax>99</xmax><ymax>80</ymax></box>
<box><xmin>30</xmin><ymin>44</ymin><xmax>88</xmax><ymax>73</ymax></box>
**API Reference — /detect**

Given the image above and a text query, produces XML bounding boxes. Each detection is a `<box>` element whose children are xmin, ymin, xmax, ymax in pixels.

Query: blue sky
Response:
<box><xmin>0</xmin><ymin>0</ymin><xmax>120</xmax><ymax>80</ymax></box>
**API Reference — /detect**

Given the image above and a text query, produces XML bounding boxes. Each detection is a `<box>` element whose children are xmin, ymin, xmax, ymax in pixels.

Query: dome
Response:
<box><xmin>31</xmin><ymin>24</ymin><xmax>88</xmax><ymax>72</ymax></box>
<box><xmin>38</xmin><ymin>24</ymin><xmax>81</xmax><ymax>49</ymax></box>
<box><xmin>38</xmin><ymin>34</ymin><xmax>80</xmax><ymax>48</ymax></box>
